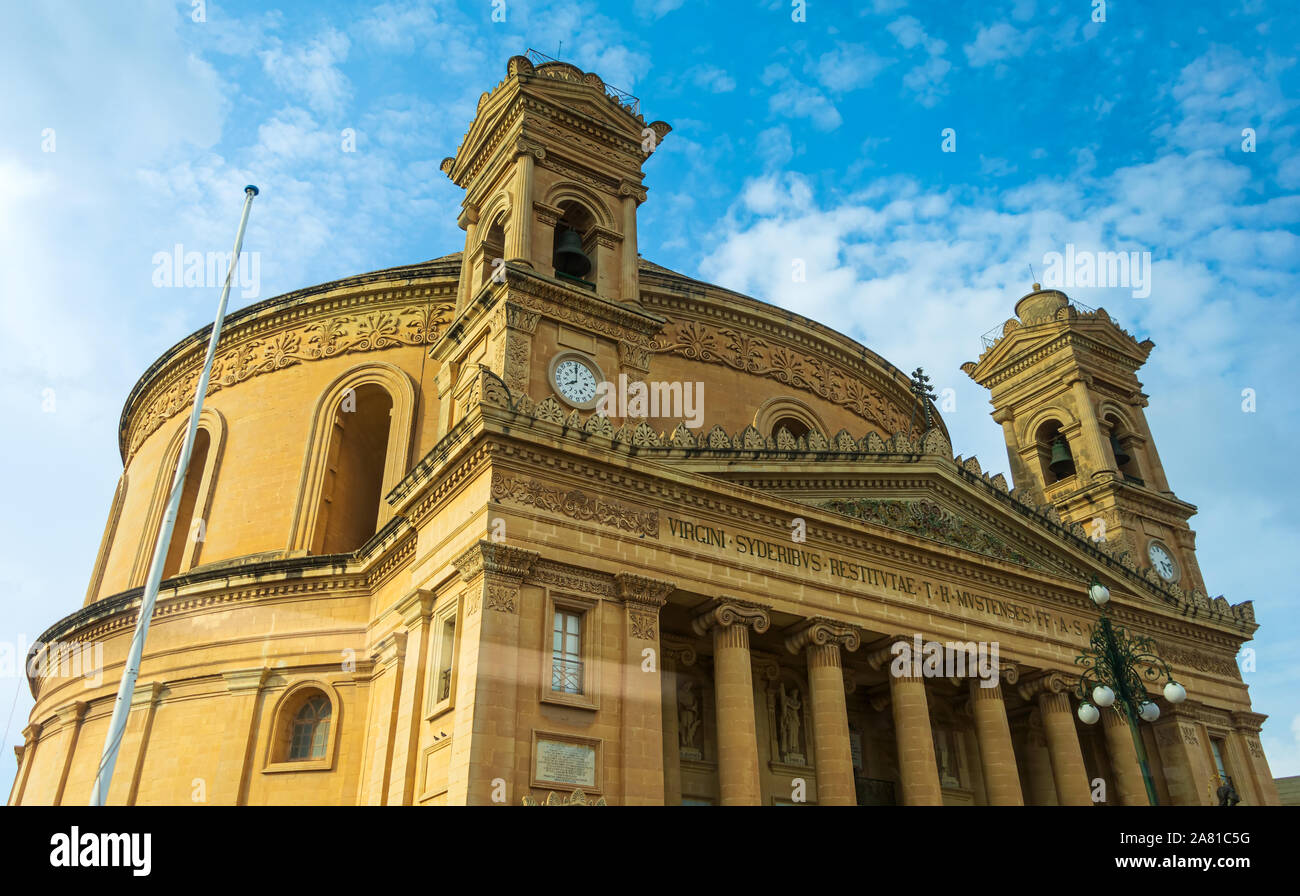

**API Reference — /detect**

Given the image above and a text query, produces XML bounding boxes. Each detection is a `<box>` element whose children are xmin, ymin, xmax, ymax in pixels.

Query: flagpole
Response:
<box><xmin>90</xmin><ymin>185</ymin><xmax>259</xmax><ymax>806</ymax></box>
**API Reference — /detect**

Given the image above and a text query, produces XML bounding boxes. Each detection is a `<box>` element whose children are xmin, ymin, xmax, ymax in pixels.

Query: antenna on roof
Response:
<box><xmin>1028</xmin><ymin>263</ymin><xmax>1037</xmax><ymax>286</ymax></box>
<box><xmin>557</xmin><ymin>41</ymin><xmax>562</xmax><ymax>58</ymax></box>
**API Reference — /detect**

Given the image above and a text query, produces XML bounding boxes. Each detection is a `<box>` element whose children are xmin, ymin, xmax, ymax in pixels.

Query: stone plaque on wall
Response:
<box><xmin>535</xmin><ymin>737</ymin><xmax>597</xmax><ymax>789</ymax></box>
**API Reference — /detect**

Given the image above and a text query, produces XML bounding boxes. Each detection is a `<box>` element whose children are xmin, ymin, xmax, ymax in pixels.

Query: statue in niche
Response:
<box><xmin>778</xmin><ymin>682</ymin><xmax>803</xmax><ymax>763</ymax></box>
<box><xmin>678</xmin><ymin>680</ymin><xmax>702</xmax><ymax>760</ymax></box>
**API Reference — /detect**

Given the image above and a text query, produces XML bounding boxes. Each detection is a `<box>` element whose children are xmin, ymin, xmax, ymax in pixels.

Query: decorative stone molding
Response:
<box><xmin>490</xmin><ymin>470</ymin><xmax>659</xmax><ymax>538</ymax></box>
<box><xmin>370</xmin><ymin>630</ymin><xmax>408</xmax><ymax>669</ymax></box>
<box><xmin>222</xmin><ymin>667</ymin><xmax>268</xmax><ymax>694</ymax></box>
<box><xmin>530</xmin><ymin>559</ymin><xmax>616</xmax><ymax>597</ymax></box>
<box><xmin>125</xmin><ymin>299</ymin><xmax>454</xmax><ymax>461</ymax></box>
<box><xmin>690</xmin><ymin>597</ymin><xmax>771</xmax><ymax>637</ymax></box>
<box><xmin>783</xmin><ymin>616</ymin><xmax>862</xmax><ymax>655</ymax></box>
<box><xmin>651</xmin><ymin>319</ymin><xmax>910</xmax><ymax>433</ymax></box>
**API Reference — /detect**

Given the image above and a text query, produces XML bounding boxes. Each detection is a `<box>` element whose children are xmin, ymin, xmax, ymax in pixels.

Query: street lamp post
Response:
<box><xmin>1074</xmin><ymin>577</ymin><xmax>1188</xmax><ymax>806</ymax></box>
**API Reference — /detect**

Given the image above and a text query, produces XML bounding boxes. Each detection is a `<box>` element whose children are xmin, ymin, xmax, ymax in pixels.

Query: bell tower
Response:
<box><xmin>439</xmin><ymin>53</ymin><xmax>670</xmax><ymax>311</ymax></box>
<box><xmin>963</xmin><ymin>285</ymin><xmax>1208</xmax><ymax>594</ymax></box>
<box><xmin>431</xmin><ymin>53</ymin><xmax>671</xmax><ymax>436</ymax></box>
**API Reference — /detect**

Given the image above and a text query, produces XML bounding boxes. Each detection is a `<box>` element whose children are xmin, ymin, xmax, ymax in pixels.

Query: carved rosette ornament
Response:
<box><xmin>452</xmin><ymin>540</ymin><xmax>539</xmax><ymax>616</ymax></box>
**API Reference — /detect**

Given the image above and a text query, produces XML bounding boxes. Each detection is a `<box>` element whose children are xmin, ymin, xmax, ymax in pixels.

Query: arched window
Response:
<box><xmin>131</xmin><ymin>409</ymin><xmax>226</xmax><ymax>587</ymax></box>
<box><xmin>1034</xmin><ymin>419</ymin><xmax>1074</xmax><ymax>484</ymax></box>
<box><xmin>288</xmin><ymin>364</ymin><xmax>416</xmax><ymax>556</ymax></box>
<box><xmin>162</xmin><ymin>427</ymin><xmax>210</xmax><ymax>578</ymax></box>
<box><xmin>771</xmin><ymin>416</ymin><xmax>811</xmax><ymax>441</ymax></box>
<box><xmin>288</xmin><ymin>696</ymin><xmax>332</xmax><ymax>761</ymax></box>
<box><xmin>478</xmin><ymin>218</ymin><xmax>505</xmax><ymax>288</ymax></box>
<box><xmin>552</xmin><ymin>201</ymin><xmax>597</xmax><ymax>288</ymax></box>
<box><xmin>311</xmin><ymin>383</ymin><xmax>394</xmax><ymax>555</ymax></box>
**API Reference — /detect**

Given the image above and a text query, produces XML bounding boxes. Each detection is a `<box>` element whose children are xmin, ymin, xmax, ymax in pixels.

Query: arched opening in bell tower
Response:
<box><xmin>551</xmin><ymin>201</ymin><xmax>597</xmax><ymax>288</ymax></box>
<box><xmin>1104</xmin><ymin>413</ymin><xmax>1144</xmax><ymax>484</ymax></box>
<box><xmin>1034</xmin><ymin>419</ymin><xmax>1075</xmax><ymax>485</ymax></box>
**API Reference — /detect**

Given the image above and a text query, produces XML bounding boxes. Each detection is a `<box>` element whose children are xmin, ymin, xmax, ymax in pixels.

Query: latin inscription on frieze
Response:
<box><xmin>666</xmin><ymin>515</ymin><xmax>1094</xmax><ymax>642</ymax></box>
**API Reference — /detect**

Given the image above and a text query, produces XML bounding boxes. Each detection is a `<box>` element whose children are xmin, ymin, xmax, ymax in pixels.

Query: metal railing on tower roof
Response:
<box><xmin>524</xmin><ymin>48</ymin><xmax>641</xmax><ymax>116</ymax></box>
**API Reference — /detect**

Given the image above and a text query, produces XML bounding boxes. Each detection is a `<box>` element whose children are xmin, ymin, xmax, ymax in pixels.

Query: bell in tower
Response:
<box><xmin>552</xmin><ymin>227</ymin><xmax>592</xmax><ymax>280</ymax></box>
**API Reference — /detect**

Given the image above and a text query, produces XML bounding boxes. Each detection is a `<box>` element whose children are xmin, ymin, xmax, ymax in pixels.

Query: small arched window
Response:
<box><xmin>478</xmin><ymin>218</ymin><xmax>506</xmax><ymax>288</ymax></box>
<box><xmin>771</xmin><ymin>416</ymin><xmax>811</xmax><ymax>442</ymax></box>
<box><xmin>288</xmin><ymin>696</ymin><xmax>332</xmax><ymax>761</ymax></box>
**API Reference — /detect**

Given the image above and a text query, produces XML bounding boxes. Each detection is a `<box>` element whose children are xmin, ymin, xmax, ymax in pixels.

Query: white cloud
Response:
<box><xmin>814</xmin><ymin>42</ymin><xmax>891</xmax><ymax>92</ymax></box>
<box><xmin>260</xmin><ymin>29</ymin><xmax>352</xmax><ymax>117</ymax></box>
<box><xmin>964</xmin><ymin>23</ymin><xmax>1028</xmax><ymax>67</ymax></box>
<box><xmin>686</xmin><ymin>64</ymin><xmax>736</xmax><ymax>93</ymax></box>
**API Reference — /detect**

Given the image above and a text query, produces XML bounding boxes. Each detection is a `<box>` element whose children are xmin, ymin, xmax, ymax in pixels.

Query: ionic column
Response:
<box><xmin>692</xmin><ymin>598</ymin><xmax>770</xmax><ymax>806</ymax></box>
<box><xmin>660</xmin><ymin>639</ymin><xmax>696</xmax><ymax>805</ymax></box>
<box><xmin>615</xmin><ymin>573</ymin><xmax>675</xmax><ymax>806</ymax></box>
<box><xmin>1020</xmin><ymin>674</ymin><xmax>1091</xmax><ymax>805</ymax></box>
<box><xmin>868</xmin><ymin>637</ymin><xmax>942</xmax><ymax>805</ymax></box>
<box><xmin>447</xmin><ymin>541</ymin><xmax>539</xmax><ymax>806</ymax></box>
<box><xmin>969</xmin><ymin>677</ymin><xmax>1024</xmax><ymax>805</ymax></box>
<box><xmin>454</xmin><ymin>205</ymin><xmax>479</xmax><ymax>314</ymax></box>
<box><xmin>1101</xmin><ymin>707</ymin><xmax>1149</xmax><ymax>806</ymax></box>
<box><xmin>1023</xmin><ymin>715</ymin><xmax>1059</xmax><ymax>806</ymax></box>
<box><xmin>506</xmin><ymin>141</ymin><xmax>541</xmax><ymax>267</ymax></box>
<box><xmin>617</xmin><ymin>181</ymin><xmax>645</xmax><ymax>303</ymax></box>
<box><xmin>785</xmin><ymin>618</ymin><xmax>860</xmax><ymax>806</ymax></box>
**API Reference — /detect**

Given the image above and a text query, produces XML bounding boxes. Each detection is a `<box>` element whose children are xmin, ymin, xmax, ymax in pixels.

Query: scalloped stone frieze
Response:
<box><xmin>738</xmin><ymin>425</ymin><xmax>765</xmax><ymax>450</ymax></box>
<box><xmin>669</xmin><ymin>423</ymin><xmax>696</xmax><ymax>447</ymax></box>
<box><xmin>705</xmin><ymin>424</ymin><xmax>731</xmax><ymax>449</ymax></box>
<box><xmin>534</xmin><ymin>396</ymin><xmax>565</xmax><ymax>424</ymax></box>
<box><xmin>864</xmin><ymin>432</ymin><xmax>887</xmax><ymax>453</ymax></box>
<box><xmin>583</xmin><ymin>414</ymin><xmax>614</xmax><ymax>438</ymax></box>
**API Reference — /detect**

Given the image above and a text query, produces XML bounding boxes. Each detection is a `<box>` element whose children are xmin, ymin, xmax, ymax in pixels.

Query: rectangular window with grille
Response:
<box><xmin>552</xmin><ymin>609</ymin><xmax>583</xmax><ymax>695</ymax></box>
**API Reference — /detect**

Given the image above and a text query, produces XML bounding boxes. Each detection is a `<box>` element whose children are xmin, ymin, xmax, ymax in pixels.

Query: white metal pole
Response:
<box><xmin>89</xmin><ymin>185</ymin><xmax>259</xmax><ymax>806</ymax></box>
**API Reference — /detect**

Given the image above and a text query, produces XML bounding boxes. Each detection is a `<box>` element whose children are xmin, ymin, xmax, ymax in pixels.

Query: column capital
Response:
<box><xmin>395</xmin><ymin>588</ymin><xmax>436</xmax><ymax>627</ymax></box>
<box><xmin>864</xmin><ymin>634</ymin><xmax>916</xmax><ymax>671</ymax></box>
<box><xmin>53</xmin><ymin>700</ymin><xmax>88</xmax><ymax>726</ymax></box>
<box><xmin>221</xmin><ymin>668</ymin><xmax>267</xmax><ymax>694</ymax></box>
<box><xmin>614</xmin><ymin>572</ymin><xmax>675</xmax><ymax>609</ymax></box>
<box><xmin>783</xmin><ymin>616</ymin><xmax>862</xmax><ymax>656</ymax></box>
<box><xmin>1017</xmin><ymin>670</ymin><xmax>1076</xmax><ymax>703</ymax></box>
<box><xmin>691</xmin><ymin>597</ymin><xmax>770</xmax><ymax>637</ymax></box>
<box><xmin>129</xmin><ymin>680</ymin><xmax>165</xmax><ymax>708</ymax></box>
<box><xmin>371</xmin><ymin>629</ymin><xmax>408</xmax><ymax>670</ymax></box>
<box><xmin>661</xmin><ymin>637</ymin><xmax>697</xmax><ymax>668</ymax></box>
<box><xmin>1229</xmin><ymin>710</ymin><xmax>1267</xmax><ymax>733</ymax></box>
<box><xmin>452</xmin><ymin>540</ymin><xmax>539</xmax><ymax>583</ymax></box>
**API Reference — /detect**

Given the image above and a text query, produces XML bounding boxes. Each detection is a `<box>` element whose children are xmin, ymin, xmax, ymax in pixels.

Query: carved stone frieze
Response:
<box><xmin>651</xmin><ymin>319</ymin><xmax>910</xmax><ymax>433</ymax></box>
<box><xmin>126</xmin><ymin>300</ymin><xmax>454</xmax><ymax>460</ymax></box>
<box><xmin>491</xmin><ymin>471</ymin><xmax>659</xmax><ymax>537</ymax></box>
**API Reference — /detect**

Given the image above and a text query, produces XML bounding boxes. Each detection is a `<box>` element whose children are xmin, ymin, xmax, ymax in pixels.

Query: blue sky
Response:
<box><xmin>2</xmin><ymin>0</ymin><xmax>1298</xmax><ymax>795</ymax></box>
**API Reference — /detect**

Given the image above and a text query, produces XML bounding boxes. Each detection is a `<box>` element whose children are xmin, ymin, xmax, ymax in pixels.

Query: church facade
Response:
<box><xmin>10</xmin><ymin>55</ymin><xmax>1278</xmax><ymax>806</ymax></box>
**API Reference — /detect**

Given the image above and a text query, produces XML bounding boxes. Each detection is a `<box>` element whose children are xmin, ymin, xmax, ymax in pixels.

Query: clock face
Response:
<box><xmin>1148</xmin><ymin>542</ymin><xmax>1177</xmax><ymax>581</ymax></box>
<box><xmin>553</xmin><ymin>358</ymin><xmax>598</xmax><ymax>405</ymax></box>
